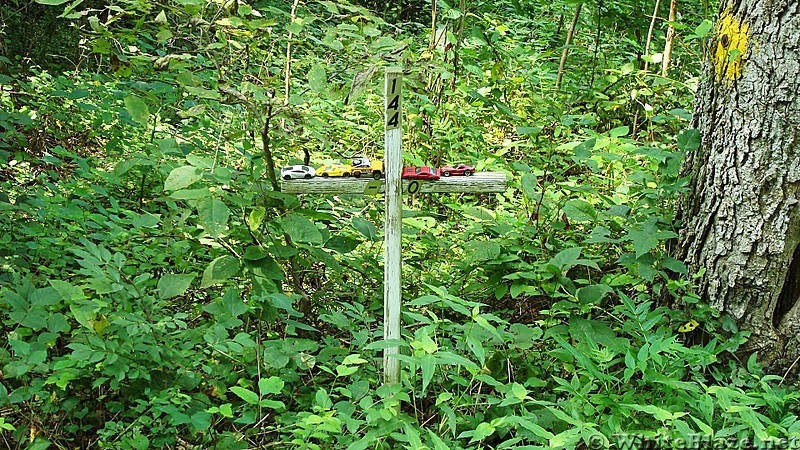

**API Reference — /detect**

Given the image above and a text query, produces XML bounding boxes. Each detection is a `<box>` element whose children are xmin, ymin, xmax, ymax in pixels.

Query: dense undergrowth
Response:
<box><xmin>2</xmin><ymin>0</ymin><xmax>799</xmax><ymax>448</ymax></box>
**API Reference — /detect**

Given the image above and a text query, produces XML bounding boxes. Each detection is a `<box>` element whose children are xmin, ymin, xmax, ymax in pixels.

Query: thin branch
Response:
<box><xmin>556</xmin><ymin>3</ymin><xmax>583</xmax><ymax>91</ymax></box>
<box><xmin>644</xmin><ymin>0</ymin><xmax>661</xmax><ymax>72</ymax></box>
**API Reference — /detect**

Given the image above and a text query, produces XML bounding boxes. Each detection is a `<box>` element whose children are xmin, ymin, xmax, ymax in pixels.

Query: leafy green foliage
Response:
<box><xmin>2</xmin><ymin>0</ymin><xmax>798</xmax><ymax>448</ymax></box>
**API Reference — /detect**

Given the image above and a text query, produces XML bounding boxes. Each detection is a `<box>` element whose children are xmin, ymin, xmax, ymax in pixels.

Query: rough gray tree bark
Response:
<box><xmin>677</xmin><ymin>0</ymin><xmax>800</xmax><ymax>372</ymax></box>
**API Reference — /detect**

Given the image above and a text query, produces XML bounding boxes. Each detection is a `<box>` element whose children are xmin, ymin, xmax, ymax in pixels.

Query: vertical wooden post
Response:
<box><xmin>383</xmin><ymin>67</ymin><xmax>403</xmax><ymax>385</ymax></box>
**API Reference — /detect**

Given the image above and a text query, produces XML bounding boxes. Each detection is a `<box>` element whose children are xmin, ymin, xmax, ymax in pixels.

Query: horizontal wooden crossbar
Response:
<box><xmin>281</xmin><ymin>172</ymin><xmax>507</xmax><ymax>194</ymax></box>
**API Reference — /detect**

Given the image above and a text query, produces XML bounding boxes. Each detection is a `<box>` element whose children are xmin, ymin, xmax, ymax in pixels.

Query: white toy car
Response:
<box><xmin>281</xmin><ymin>165</ymin><xmax>316</xmax><ymax>180</ymax></box>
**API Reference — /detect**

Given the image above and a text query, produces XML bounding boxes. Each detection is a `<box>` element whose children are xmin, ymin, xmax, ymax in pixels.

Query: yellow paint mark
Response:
<box><xmin>678</xmin><ymin>319</ymin><xmax>700</xmax><ymax>333</ymax></box>
<box><xmin>713</xmin><ymin>10</ymin><xmax>750</xmax><ymax>80</ymax></box>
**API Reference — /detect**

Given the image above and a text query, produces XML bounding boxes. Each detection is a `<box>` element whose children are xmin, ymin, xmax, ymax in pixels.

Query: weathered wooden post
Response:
<box><xmin>382</xmin><ymin>67</ymin><xmax>403</xmax><ymax>385</ymax></box>
<box><xmin>280</xmin><ymin>67</ymin><xmax>506</xmax><ymax>388</ymax></box>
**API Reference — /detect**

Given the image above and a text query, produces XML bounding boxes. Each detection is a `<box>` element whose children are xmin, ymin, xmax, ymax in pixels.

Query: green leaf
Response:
<box><xmin>549</xmin><ymin>247</ymin><xmax>582</xmax><ymax>272</ymax></box>
<box><xmin>420</xmin><ymin>354</ymin><xmax>436</xmax><ymax>392</ymax></box>
<box><xmin>157</xmin><ymin>273</ymin><xmax>196</xmax><ymax>299</ymax></box>
<box><xmin>190</xmin><ymin>411</ymin><xmax>211</xmax><ymax>431</ymax></box>
<box><xmin>511</xmin><ymin>382</ymin><xmax>528</xmax><ymax>400</ymax></box>
<box><xmin>35</xmin><ymin>0</ymin><xmax>71</xmax><ymax>5</ymax></box>
<box><xmin>164</xmin><ymin>165</ymin><xmax>202</xmax><ymax>191</ymax></box>
<box><xmin>31</xmin><ymin>287</ymin><xmax>60</xmax><ymax>306</ymax></box>
<box><xmin>521</xmin><ymin>173</ymin><xmax>538</xmax><ymax>199</ymax></box>
<box><xmin>230</xmin><ymin>386</ymin><xmax>259</xmax><ymax>405</ymax></box>
<box><xmin>248</xmin><ymin>207</ymin><xmax>266</xmax><ymax>232</ymax></box>
<box><xmin>576</xmin><ymin>284</ymin><xmax>613</xmax><ymax>305</ymax></box>
<box><xmin>325</xmin><ymin>235</ymin><xmax>359</xmax><ymax>254</ymax></box>
<box><xmin>691</xmin><ymin>19</ymin><xmax>713</xmax><ymax>38</ymax></box>
<box><xmin>282</xmin><ymin>214</ymin><xmax>323</xmax><ymax>244</ymax></box>
<box><xmin>464</xmin><ymin>241</ymin><xmax>501</xmax><ymax>263</ymax></box>
<box><xmin>678</xmin><ymin>129</ymin><xmax>701</xmax><ymax>153</ymax></box>
<box><xmin>608</xmin><ymin>126</ymin><xmax>629</xmax><ymax>138</ymax></box>
<box><xmin>171</xmin><ymin>188</ymin><xmax>211</xmax><ymax>200</ymax></box>
<box><xmin>124</xmin><ymin>95</ymin><xmax>150</xmax><ymax>125</ymax></box>
<box><xmin>352</xmin><ymin>217</ymin><xmax>377</xmax><ymax>241</ymax></box>
<box><xmin>258</xmin><ymin>376</ymin><xmax>284</xmax><ymax>395</ymax></box>
<box><xmin>470</xmin><ymin>422</ymin><xmax>495</xmax><ymax>443</ymax></box>
<box><xmin>201</xmin><ymin>255</ymin><xmax>240</xmax><ymax>288</ymax></box>
<box><xmin>309</xmin><ymin>63</ymin><xmax>328</xmax><ymax>93</ymax></box>
<box><xmin>197</xmin><ymin>198</ymin><xmax>230</xmax><ymax>238</ymax></box>
<box><xmin>563</xmin><ymin>199</ymin><xmax>596</xmax><ymax>222</ymax></box>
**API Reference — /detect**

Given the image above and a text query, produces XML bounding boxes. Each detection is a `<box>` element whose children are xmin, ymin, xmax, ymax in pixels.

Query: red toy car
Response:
<box><xmin>402</xmin><ymin>166</ymin><xmax>440</xmax><ymax>180</ymax></box>
<box><xmin>440</xmin><ymin>164</ymin><xmax>475</xmax><ymax>176</ymax></box>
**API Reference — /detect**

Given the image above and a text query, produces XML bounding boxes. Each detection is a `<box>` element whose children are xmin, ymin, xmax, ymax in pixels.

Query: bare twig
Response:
<box><xmin>556</xmin><ymin>3</ymin><xmax>583</xmax><ymax>90</ymax></box>
<box><xmin>644</xmin><ymin>0</ymin><xmax>661</xmax><ymax>72</ymax></box>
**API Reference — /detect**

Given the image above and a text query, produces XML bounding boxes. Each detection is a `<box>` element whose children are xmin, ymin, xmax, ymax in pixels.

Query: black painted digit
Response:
<box><xmin>408</xmin><ymin>180</ymin><xmax>420</xmax><ymax>194</ymax></box>
<box><xmin>387</xmin><ymin>112</ymin><xmax>399</xmax><ymax>128</ymax></box>
<box><xmin>391</xmin><ymin>78</ymin><xmax>397</xmax><ymax>94</ymax></box>
<box><xmin>387</xmin><ymin>95</ymin><xmax>399</xmax><ymax>110</ymax></box>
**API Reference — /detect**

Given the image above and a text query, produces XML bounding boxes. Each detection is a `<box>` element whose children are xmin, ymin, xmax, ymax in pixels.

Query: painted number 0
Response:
<box><xmin>407</xmin><ymin>180</ymin><xmax>420</xmax><ymax>194</ymax></box>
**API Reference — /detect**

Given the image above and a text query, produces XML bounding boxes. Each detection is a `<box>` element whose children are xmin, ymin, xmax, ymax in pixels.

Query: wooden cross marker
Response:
<box><xmin>281</xmin><ymin>67</ymin><xmax>507</xmax><ymax>386</ymax></box>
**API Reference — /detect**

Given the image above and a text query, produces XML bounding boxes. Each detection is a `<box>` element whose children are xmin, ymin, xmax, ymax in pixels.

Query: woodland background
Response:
<box><xmin>1</xmin><ymin>0</ymin><xmax>799</xmax><ymax>448</ymax></box>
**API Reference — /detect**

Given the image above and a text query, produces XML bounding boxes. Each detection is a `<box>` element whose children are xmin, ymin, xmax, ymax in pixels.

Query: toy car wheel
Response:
<box><xmin>283</xmin><ymin>175</ymin><xmax>292</xmax><ymax>180</ymax></box>
<box><xmin>443</xmin><ymin>171</ymin><xmax>451</xmax><ymax>177</ymax></box>
<box><xmin>305</xmin><ymin>174</ymin><xmax>312</xmax><ymax>179</ymax></box>
<box><xmin>344</xmin><ymin>173</ymin><xmax>350</xmax><ymax>177</ymax></box>
<box><xmin>322</xmin><ymin>173</ymin><xmax>329</xmax><ymax>177</ymax></box>
<box><xmin>464</xmin><ymin>170</ymin><xmax>472</xmax><ymax>176</ymax></box>
<box><xmin>373</xmin><ymin>172</ymin><xmax>381</xmax><ymax>180</ymax></box>
<box><xmin>354</xmin><ymin>172</ymin><xmax>362</xmax><ymax>178</ymax></box>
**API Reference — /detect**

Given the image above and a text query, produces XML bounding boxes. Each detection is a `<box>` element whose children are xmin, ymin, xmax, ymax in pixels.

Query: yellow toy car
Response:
<box><xmin>317</xmin><ymin>163</ymin><xmax>354</xmax><ymax>177</ymax></box>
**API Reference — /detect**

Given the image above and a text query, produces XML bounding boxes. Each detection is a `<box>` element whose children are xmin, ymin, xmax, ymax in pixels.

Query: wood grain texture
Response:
<box><xmin>281</xmin><ymin>172</ymin><xmax>507</xmax><ymax>194</ymax></box>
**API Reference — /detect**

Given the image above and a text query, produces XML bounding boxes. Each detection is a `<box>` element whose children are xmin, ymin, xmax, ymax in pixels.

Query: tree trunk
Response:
<box><xmin>661</xmin><ymin>0</ymin><xmax>677</xmax><ymax>76</ymax></box>
<box><xmin>677</xmin><ymin>1</ymin><xmax>800</xmax><ymax>373</ymax></box>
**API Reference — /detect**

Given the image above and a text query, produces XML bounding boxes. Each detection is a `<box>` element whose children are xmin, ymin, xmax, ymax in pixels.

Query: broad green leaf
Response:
<box><xmin>678</xmin><ymin>128</ymin><xmax>701</xmax><ymax>153</ymax></box>
<box><xmin>124</xmin><ymin>95</ymin><xmax>150</xmax><ymax>125</ymax></box>
<box><xmin>248</xmin><ymin>207</ymin><xmax>266</xmax><ymax>232</ymax></box>
<box><xmin>157</xmin><ymin>273</ymin><xmax>196</xmax><ymax>299</ymax></box>
<box><xmin>164</xmin><ymin>165</ymin><xmax>202</xmax><ymax>191</ymax></box>
<box><xmin>624</xmin><ymin>220</ymin><xmax>677</xmax><ymax>258</ymax></box>
<box><xmin>608</xmin><ymin>126</ymin><xmax>629</xmax><ymax>138</ymax></box>
<box><xmin>190</xmin><ymin>411</ymin><xmax>211</xmax><ymax>431</ymax></box>
<box><xmin>315</xmin><ymin>388</ymin><xmax>333</xmax><ymax>409</ymax></box>
<box><xmin>171</xmin><ymin>188</ymin><xmax>211</xmax><ymax>200</ymax></box>
<box><xmin>325</xmin><ymin>235</ymin><xmax>359</xmax><ymax>254</ymax></box>
<box><xmin>229</xmin><ymin>386</ymin><xmax>259</xmax><ymax>405</ymax></box>
<box><xmin>31</xmin><ymin>287</ymin><xmax>60</xmax><ymax>306</ymax></box>
<box><xmin>576</xmin><ymin>284</ymin><xmax>613</xmax><ymax>305</ymax></box>
<box><xmin>154</xmin><ymin>10</ymin><xmax>167</xmax><ymax>24</ymax></box>
<box><xmin>258</xmin><ymin>376</ymin><xmax>284</xmax><ymax>395</ymax></box>
<box><xmin>282</xmin><ymin>214</ymin><xmax>323</xmax><ymax>244</ymax></box>
<box><xmin>309</xmin><ymin>64</ymin><xmax>328</xmax><ymax>93</ymax></box>
<box><xmin>511</xmin><ymin>382</ymin><xmax>528</xmax><ymax>400</ymax></box>
<box><xmin>35</xmin><ymin>0</ymin><xmax>70</xmax><ymax>5</ymax></box>
<box><xmin>692</xmin><ymin>19</ymin><xmax>714</xmax><ymax>38</ymax></box>
<box><xmin>352</xmin><ymin>217</ymin><xmax>377</xmax><ymax>241</ymax></box>
<box><xmin>201</xmin><ymin>255</ymin><xmax>240</xmax><ymax>288</ymax></box>
<box><xmin>470</xmin><ymin>422</ymin><xmax>495</xmax><ymax>443</ymax></box>
<box><xmin>521</xmin><ymin>173</ymin><xmax>538</xmax><ymax>199</ymax></box>
<box><xmin>197</xmin><ymin>198</ymin><xmax>230</xmax><ymax>238</ymax></box>
<box><xmin>465</xmin><ymin>241</ymin><xmax>501</xmax><ymax>263</ymax></box>
<box><xmin>548</xmin><ymin>247</ymin><xmax>582</xmax><ymax>272</ymax></box>
<box><xmin>563</xmin><ymin>199</ymin><xmax>597</xmax><ymax>222</ymax></box>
